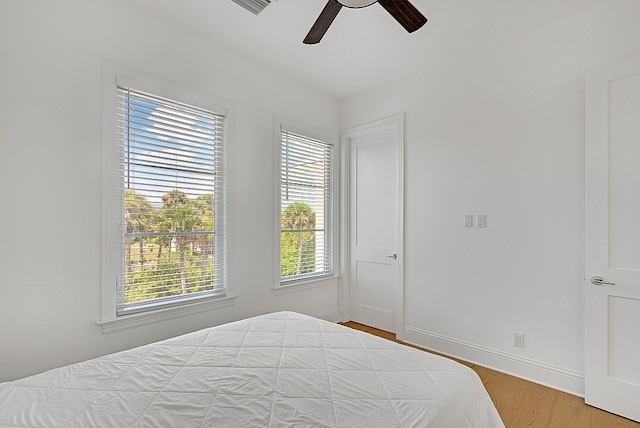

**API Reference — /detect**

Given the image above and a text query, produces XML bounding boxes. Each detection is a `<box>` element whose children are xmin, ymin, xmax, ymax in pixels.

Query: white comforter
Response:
<box><xmin>0</xmin><ymin>312</ymin><xmax>504</xmax><ymax>427</ymax></box>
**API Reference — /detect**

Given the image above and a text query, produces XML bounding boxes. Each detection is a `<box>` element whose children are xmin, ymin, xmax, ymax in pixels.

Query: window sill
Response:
<box><xmin>97</xmin><ymin>294</ymin><xmax>239</xmax><ymax>334</ymax></box>
<box><xmin>272</xmin><ymin>275</ymin><xmax>340</xmax><ymax>296</ymax></box>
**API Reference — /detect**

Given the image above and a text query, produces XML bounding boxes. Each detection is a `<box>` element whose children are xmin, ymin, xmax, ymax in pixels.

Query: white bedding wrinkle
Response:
<box><xmin>0</xmin><ymin>312</ymin><xmax>505</xmax><ymax>427</ymax></box>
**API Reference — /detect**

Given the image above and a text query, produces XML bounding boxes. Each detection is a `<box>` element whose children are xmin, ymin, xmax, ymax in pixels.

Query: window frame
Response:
<box><xmin>274</xmin><ymin>117</ymin><xmax>339</xmax><ymax>289</ymax></box>
<box><xmin>100</xmin><ymin>63</ymin><xmax>236</xmax><ymax>332</ymax></box>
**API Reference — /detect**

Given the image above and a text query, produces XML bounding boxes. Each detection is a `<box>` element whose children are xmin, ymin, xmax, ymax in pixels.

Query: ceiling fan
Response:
<box><xmin>304</xmin><ymin>0</ymin><xmax>427</xmax><ymax>44</ymax></box>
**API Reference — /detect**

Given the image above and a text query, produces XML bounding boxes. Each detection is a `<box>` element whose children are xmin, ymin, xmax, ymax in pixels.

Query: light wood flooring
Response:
<box><xmin>342</xmin><ymin>321</ymin><xmax>640</xmax><ymax>428</ymax></box>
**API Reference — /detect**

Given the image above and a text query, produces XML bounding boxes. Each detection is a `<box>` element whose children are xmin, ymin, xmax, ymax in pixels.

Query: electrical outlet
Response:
<box><xmin>513</xmin><ymin>333</ymin><xmax>525</xmax><ymax>348</ymax></box>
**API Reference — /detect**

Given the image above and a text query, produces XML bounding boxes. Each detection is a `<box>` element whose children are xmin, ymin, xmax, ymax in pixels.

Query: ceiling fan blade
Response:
<box><xmin>303</xmin><ymin>0</ymin><xmax>343</xmax><ymax>44</ymax></box>
<box><xmin>377</xmin><ymin>0</ymin><xmax>427</xmax><ymax>33</ymax></box>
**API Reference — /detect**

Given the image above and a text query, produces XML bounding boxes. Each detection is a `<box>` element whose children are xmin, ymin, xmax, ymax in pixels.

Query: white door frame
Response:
<box><xmin>340</xmin><ymin>114</ymin><xmax>404</xmax><ymax>338</ymax></box>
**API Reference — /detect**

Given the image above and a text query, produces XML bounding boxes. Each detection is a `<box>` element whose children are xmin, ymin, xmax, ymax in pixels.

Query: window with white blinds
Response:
<box><xmin>279</xmin><ymin>128</ymin><xmax>334</xmax><ymax>283</ymax></box>
<box><xmin>115</xmin><ymin>86</ymin><xmax>226</xmax><ymax>315</ymax></box>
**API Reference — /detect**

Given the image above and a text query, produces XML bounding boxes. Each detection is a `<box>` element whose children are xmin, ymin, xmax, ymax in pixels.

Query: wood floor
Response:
<box><xmin>342</xmin><ymin>321</ymin><xmax>640</xmax><ymax>428</ymax></box>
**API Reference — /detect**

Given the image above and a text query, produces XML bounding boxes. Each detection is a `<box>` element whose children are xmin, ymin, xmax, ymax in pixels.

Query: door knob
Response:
<box><xmin>385</xmin><ymin>253</ymin><xmax>398</xmax><ymax>260</ymax></box>
<box><xmin>591</xmin><ymin>276</ymin><xmax>615</xmax><ymax>286</ymax></box>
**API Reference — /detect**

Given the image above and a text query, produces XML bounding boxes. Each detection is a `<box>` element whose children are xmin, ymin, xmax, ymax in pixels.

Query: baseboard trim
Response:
<box><xmin>402</xmin><ymin>325</ymin><xmax>585</xmax><ymax>397</ymax></box>
<box><xmin>316</xmin><ymin>309</ymin><xmax>341</xmax><ymax>323</ymax></box>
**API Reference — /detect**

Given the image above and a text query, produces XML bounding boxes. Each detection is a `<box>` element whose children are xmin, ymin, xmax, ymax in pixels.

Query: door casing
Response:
<box><xmin>340</xmin><ymin>114</ymin><xmax>404</xmax><ymax>338</ymax></box>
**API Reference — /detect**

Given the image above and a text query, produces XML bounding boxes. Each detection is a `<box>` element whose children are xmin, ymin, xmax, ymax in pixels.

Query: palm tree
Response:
<box><xmin>150</xmin><ymin>211</ymin><xmax>172</xmax><ymax>260</ymax></box>
<box><xmin>161</xmin><ymin>189</ymin><xmax>203</xmax><ymax>294</ymax></box>
<box><xmin>281</xmin><ymin>202</ymin><xmax>316</xmax><ymax>276</ymax></box>
<box><xmin>193</xmin><ymin>194</ymin><xmax>214</xmax><ymax>286</ymax></box>
<box><xmin>124</xmin><ymin>189</ymin><xmax>152</xmax><ymax>273</ymax></box>
<box><xmin>161</xmin><ymin>188</ymin><xmax>189</xmax><ymax>207</ymax></box>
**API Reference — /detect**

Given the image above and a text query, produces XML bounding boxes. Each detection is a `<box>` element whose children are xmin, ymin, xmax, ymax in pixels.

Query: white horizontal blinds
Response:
<box><xmin>116</xmin><ymin>86</ymin><xmax>226</xmax><ymax>314</ymax></box>
<box><xmin>280</xmin><ymin>129</ymin><xmax>333</xmax><ymax>282</ymax></box>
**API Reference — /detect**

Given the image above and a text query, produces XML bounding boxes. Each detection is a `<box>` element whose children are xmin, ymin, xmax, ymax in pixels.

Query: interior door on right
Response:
<box><xmin>585</xmin><ymin>55</ymin><xmax>640</xmax><ymax>422</ymax></box>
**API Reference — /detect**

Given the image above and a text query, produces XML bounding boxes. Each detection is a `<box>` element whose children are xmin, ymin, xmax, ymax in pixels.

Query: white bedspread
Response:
<box><xmin>0</xmin><ymin>311</ymin><xmax>504</xmax><ymax>427</ymax></box>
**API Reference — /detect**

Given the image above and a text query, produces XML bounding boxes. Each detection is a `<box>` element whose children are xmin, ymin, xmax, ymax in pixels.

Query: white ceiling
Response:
<box><xmin>123</xmin><ymin>0</ymin><xmax>593</xmax><ymax>100</ymax></box>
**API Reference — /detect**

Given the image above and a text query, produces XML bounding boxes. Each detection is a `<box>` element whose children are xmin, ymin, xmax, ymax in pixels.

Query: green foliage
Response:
<box><xmin>124</xmin><ymin>193</ymin><xmax>319</xmax><ymax>303</ymax></box>
<box><xmin>123</xmin><ymin>189</ymin><xmax>215</xmax><ymax>305</ymax></box>
<box><xmin>280</xmin><ymin>201</ymin><xmax>316</xmax><ymax>278</ymax></box>
<box><xmin>124</xmin><ymin>245</ymin><xmax>214</xmax><ymax>303</ymax></box>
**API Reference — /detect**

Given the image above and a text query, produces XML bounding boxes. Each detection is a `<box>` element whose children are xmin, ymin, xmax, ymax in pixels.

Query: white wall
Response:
<box><xmin>0</xmin><ymin>0</ymin><xmax>339</xmax><ymax>382</ymax></box>
<box><xmin>340</xmin><ymin>1</ymin><xmax>640</xmax><ymax>395</ymax></box>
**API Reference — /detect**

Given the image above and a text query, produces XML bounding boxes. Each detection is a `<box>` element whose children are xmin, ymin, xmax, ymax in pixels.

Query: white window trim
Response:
<box><xmin>271</xmin><ymin>275</ymin><xmax>341</xmax><ymax>296</ymax></box>
<box><xmin>100</xmin><ymin>61</ymin><xmax>236</xmax><ymax>332</ymax></box>
<box><xmin>273</xmin><ymin>115</ymin><xmax>340</xmax><ymax>291</ymax></box>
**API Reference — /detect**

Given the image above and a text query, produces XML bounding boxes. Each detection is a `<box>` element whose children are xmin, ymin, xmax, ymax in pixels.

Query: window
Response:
<box><xmin>101</xmin><ymin>70</ymin><xmax>230</xmax><ymax>329</ymax></box>
<box><xmin>278</xmin><ymin>125</ymin><xmax>335</xmax><ymax>284</ymax></box>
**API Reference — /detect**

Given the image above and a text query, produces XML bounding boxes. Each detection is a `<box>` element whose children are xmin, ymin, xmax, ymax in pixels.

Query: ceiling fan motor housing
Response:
<box><xmin>338</xmin><ymin>0</ymin><xmax>377</xmax><ymax>7</ymax></box>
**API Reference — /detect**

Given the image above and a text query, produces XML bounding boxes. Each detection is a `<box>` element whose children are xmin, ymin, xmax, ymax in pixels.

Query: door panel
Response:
<box><xmin>608</xmin><ymin>72</ymin><xmax>640</xmax><ymax>270</ymax></box>
<box><xmin>354</xmin><ymin>259</ymin><xmax>396</xmax><ymax>311</ymax></box>
<box><xmin>608</xmin><ymin>296</ymin><xmax>640</xmax><ymax>386</ymax></box>
<box><xmin>354</xmin><ymin>138</ymin><xmax>396</xmax><ymax>249</ymax></box>
<box><xmin>585</xmin><ymin>55</ymin><xmax>640</xmax><ymax>422</ymax></box>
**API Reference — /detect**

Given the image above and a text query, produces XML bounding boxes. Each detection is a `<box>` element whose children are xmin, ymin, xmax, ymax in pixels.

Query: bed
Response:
<box><xmin>0</xmin><ymin>311</ymin><xmax>504</xmax><ymax>427</ymax></box>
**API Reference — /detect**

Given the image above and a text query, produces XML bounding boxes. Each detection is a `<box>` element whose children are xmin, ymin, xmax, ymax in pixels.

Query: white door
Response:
<box><xmin>342</xmin><ymin>116</ymin><xmax>403</xmax><ymax>334</ymax></box>
<box><xmin>585</xmin><ymin>55</ymin><xmax>640</xmax><ymax>422</ymax></box>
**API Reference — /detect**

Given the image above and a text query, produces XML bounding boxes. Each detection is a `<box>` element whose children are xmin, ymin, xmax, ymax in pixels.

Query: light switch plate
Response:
<box><xmin>464</xmin><ymin>215</ymin><xmax>474</xmax><ymax>227</ymax></box>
